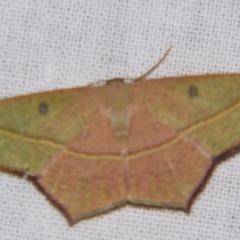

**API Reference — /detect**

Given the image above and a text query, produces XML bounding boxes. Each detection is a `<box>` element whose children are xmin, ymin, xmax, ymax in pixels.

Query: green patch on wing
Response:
<box><xmin>0</xmin><ymin>89</ymin><xmax>96</xmax><ymax>144</ymax></box>
<box><xmin>0</xmin><ymin>131</ymin><xmax>61</xmax><ymax>175</ymax></box>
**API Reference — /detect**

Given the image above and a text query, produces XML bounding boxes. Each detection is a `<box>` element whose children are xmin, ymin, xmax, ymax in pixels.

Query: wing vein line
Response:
<box><xmin>0</xmin><ymin>98</ymin><xmax>239</xmax><ymax>160</ymax></box>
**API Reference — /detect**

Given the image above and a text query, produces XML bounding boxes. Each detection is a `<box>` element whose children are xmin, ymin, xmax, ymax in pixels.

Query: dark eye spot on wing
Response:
<box><xmin>39</xmin><ymin>102</ymin><xmax>48</xmax><ymax>114</ymax></box>
<box><xmin>189</xmin><ymin>86</ymin><xmax>197</xmax><ymax>97</ymax></box>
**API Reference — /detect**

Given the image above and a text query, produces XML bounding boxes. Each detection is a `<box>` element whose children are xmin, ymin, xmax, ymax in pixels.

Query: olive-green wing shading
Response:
<box><xmin>156</xmin><ymin>74</ymin><xmax>240</xmax><ymax>156</ymax></box>
<box><xmin>0</xmin><ymin>87</ymin><xmax>97</xmax><ymax>175</ymax></box>
<box><xmin>127</xmin><ymin>74</ymin><xmax>240</xmax><ymax>209</ymax></box>
<box><xmin>0</xmin><ymin>84</ymin><xmax>123</xmax><ymax>175</ymax></box>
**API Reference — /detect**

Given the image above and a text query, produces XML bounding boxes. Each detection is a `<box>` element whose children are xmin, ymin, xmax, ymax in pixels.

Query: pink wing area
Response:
<box><xmin>68</xmin><ymin>110</ymin><xmax>121</xmax><ymax>154</ymax></box>
<box><xmin>126</xmin><ymin>107</ymin><xmax>178</xmax><ymax>153</ymax></box>
<box><xmin>37</xmin><ymin>153</ymin><xmax>126</xmax><ymax>222</ymax></box>
<box><xmin>127</xmin><ymin>138</ymin><xmax>212</xmax><ymax>208</ymax></box>
<box><xmin>36</xmin><ymin>126</ymin><xmax>212</xmax><ymax>223</ymax></box>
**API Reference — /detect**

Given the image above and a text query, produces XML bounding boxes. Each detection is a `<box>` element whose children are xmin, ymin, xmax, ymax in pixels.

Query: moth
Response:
<box><xmin>0</xmin><ymin>47</ymin><xmax>239</xmax><ymax>224</ymax></box>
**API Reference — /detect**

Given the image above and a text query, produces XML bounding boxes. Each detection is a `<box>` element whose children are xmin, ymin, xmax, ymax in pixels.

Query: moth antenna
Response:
<box><xmin>134</xmin><ymin>46</ymin><xmax>172</xmax><ymax>81</ymax></box>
